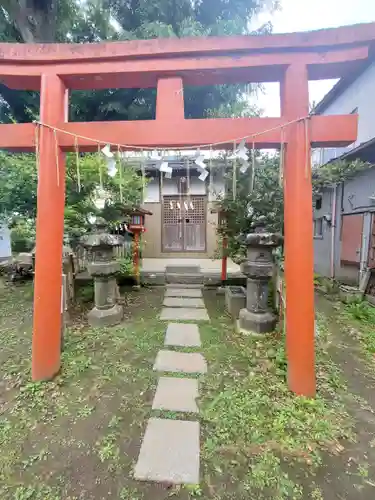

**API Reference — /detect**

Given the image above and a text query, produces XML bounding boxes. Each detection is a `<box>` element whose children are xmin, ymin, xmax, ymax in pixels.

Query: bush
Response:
<box><xmin>345</xmin><ymin>300</ymin><xmax>375</xmax><ymax>324</ymax></box>
<box><xmin>118</xmin><ymin>256</ymin><xmax>134</xmax><ymax>278</ymax></box>
<box><xmin>10</xmin><ymin>221</ymin><xmax>35</xmax><ymax>253</ymax></box>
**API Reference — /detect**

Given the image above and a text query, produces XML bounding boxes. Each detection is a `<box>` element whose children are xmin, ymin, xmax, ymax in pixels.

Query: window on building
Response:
<box><xmin>315</xmin><ymin>196</ymin><xmax>322</xmax><ymax>210</ymax></box>
<box><xmin>314</xmin><ymin>218</ymin><xmax>323</xmax><ymax>238</ymax></box>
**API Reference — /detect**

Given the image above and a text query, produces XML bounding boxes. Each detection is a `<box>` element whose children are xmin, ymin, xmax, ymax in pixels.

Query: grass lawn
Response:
<box><xmin>1</xmin><ymin>281</ymin><xmax>375</xmax><ymax>499</ymax></box>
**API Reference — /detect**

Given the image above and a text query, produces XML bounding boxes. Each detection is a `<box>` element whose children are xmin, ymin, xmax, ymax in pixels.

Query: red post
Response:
<box><xmin>281</xmin><ymin>64</ymin><xmax>316</xmax><ymax>397</ymax></box>
<box><xmin>156</xmin><ymin>77</ymin><xmax>185</xmax><ymax>121</ymax></box>
<box><xmin>133</xmin><ymin>231</ymin><xmax>140</xmax><ymax>286</ymax></box>
<box><xmin>221</xmin><ymin>236</ymin><xmax>228</xmax><ymax>282</ymax></box>
<box><xmin>32</xmin><ymin>74</ymin><xmax>67</xmax><ymax>381</ymax></box>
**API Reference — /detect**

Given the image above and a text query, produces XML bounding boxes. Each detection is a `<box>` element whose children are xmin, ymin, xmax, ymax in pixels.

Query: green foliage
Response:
<box><xmin>199</xmin><ymin>297</ymin><xmax>353</xmax><ymax>499</ymax></box>
<box><xmin>345</xmin><ymin>300</ymin><xmax>375</xmax><ymax>324</ymax></box>
<box><xmin>0</xmin><ymin>153</ymin><xmax>38</xmax><ymax>219</ymax></box>
<box><xmin>216</xmin><ymin>153</ymin><xmax>283</xmax><ymax>260</ymax></box>
<box><xmin>75</xmin><ymin>283</ymin><xmax>94</xmax><ymax>303</ymax></box>
<box><xmin>340</xmin><ymin>299</ymin><xmax>375</xmax><ymax>357</ymax></box>
<box><xmin>10</xmin><ymin>219</ymin><xmax>35</xmax><ymax>253</ymax></box>
<box><xmin>217</xmin><ymin>155</ymin><xmax>370</xmax><ymax>262</ymax></box>
<box><xmin>65</xmin><ymin>152</ymin><xmax>145</xmax><ymax>242</ymax></box>
<box><xmin>118</xmin><ymin>256</ymin><xmax>134</xmax><ymax>278</ymax></box>
<box><xmin>0</xmin><ymin>151</ymin><xmax>144</xmax><ymax>246</ymax></box>
<box><xmin>312</xmin><ymin>159</ymin><xmax>370</xmax><ymax>194</ymax></box>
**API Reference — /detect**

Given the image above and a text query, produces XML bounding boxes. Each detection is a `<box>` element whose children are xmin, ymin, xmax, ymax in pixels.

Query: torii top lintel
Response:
<box><xmin>0</xmin><ymin>22</ymin><xmax>374</xmax><ymax>151</ymax></box>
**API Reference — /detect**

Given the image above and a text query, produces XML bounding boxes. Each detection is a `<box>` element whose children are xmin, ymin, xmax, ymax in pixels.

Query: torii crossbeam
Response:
<box><xmin>1</xmin><ymin>23</ymin><xmax>374</xmax><ymax>396</ymax></box>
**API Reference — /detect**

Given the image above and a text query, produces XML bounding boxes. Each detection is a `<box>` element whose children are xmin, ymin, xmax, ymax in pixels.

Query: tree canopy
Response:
<box><xmin>0</xmin><ymin>0</ymin><xmax>276</xmax><ymax>123</ymax></box>
<box><xmin>0</xmin><ymin>0</ymin><xmax>277</xmax><ymax>252</ymax></box>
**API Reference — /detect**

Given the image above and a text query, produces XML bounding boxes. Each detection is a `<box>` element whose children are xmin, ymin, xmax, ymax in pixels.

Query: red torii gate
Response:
<box><xmin>1</xmin><ymin>23</ymin><xmax>374</xmax><ymax>396</ymax></box>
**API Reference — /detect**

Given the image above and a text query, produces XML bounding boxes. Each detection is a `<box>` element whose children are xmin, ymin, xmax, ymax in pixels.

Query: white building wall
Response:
<box><xmin>162</xmin><ymin>176</ymin><xmax>207</xmax><ymax>195</ymax></box>
<box><xmin>144</xmin><ymin>168</ymin><xmax>225</xmax><ymax>201</ymax></box>
<box><xmin>144</xmin><ymin>176</ymin><xmax>160</xmax><ymax>203</ymax></box>
<box><xmin>315</xmin><ymin>61</ymin><xmax>375</xmax><ymax>165</ymax></box>
<box><xmin>0</xmin><ymin>224</ymin><xmax>11</xmax><ymax>259</ymax></box>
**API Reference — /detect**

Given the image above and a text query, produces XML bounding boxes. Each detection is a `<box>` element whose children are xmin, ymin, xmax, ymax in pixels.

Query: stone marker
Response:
<box><xmin>152</xmin><ymin>377</ymin><xmax>199</xmax><ymax>413</ymax></box>
<box><xmin>165</xmin><ymin>288</ymin><xmax>203</xmax><ymax>298</ymax></box>
<box><xmin>163</xmin><ymin>297</ymin><xmax>205</xmax><ymax>308</ymax></box>
<box><xmin>225</xmin><ymin>286</ymin><xmax>246</xmax><ymax>320</ymax></box>
<box><xmin>134</xmin><ymin>418</ymin><xmax>200</xmax><ymax>484</ymax></box>
<box><xmin>165</xmin><ymin>322</ymin><xmax>201</xmax><ymax>347</ymax></box>
<box><xmin>160</xmin><ymin>307</ymin><xmax>209</xmax><ymax>321</ymax></box>
<box><xmin>154</xmin><ymin>350</ymin><xmax>207</xmax><ymax>374</ymax></box>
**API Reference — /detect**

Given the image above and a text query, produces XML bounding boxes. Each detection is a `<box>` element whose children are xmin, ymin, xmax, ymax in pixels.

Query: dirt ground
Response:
<box><xmin>1</xmin><ymin>281</ymin><xmax>375</xmax><ymax>499</ymax></box>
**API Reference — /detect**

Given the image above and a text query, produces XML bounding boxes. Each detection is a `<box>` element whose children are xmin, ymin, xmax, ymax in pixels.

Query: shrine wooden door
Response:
<box><xmin>162</xmin><ymin>195</ymin><xmax>206</xmax><ymax>252</ymax></box>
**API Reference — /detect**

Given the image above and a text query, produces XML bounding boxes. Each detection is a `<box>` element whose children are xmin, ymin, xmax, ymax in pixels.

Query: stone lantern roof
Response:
<box><xmin>80</xmin><ymin>218</ymin><xmax>124</xmax><ymax>250</ymax></box>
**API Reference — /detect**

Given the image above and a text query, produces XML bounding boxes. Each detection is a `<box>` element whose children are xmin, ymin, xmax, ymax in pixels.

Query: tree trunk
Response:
<box><xmin>4</xmin><ymin>0</ymin><xmax>59</xmax><ymax>43</ymax></box>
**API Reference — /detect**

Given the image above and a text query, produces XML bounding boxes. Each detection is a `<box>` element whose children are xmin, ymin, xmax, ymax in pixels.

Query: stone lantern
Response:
<box><xmin>80</xmin><ymin>217</ymin><xmax>124</xmax><ymax>327</ymax></box>
<box><xmin>238</xmin><ymin>223</ymin><xmax>283</xmax><ymax>335</ymax></box>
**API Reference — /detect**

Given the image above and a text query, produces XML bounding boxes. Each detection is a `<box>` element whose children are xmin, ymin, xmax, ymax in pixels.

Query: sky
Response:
<box><xmin>252</xmin><ymin>0</ymin><xmax>375</xmax><ymax>116</ymax></box>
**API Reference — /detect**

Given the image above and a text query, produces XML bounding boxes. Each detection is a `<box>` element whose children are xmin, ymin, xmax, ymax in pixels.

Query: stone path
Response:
<box><xmin>153</xmin><ymin>350</ymin><xmax>207</xmax><ymax>374</ymax></box>
<box><xmin>163</xmin><ymin>297</ymin><xmax>205</xmax><ymax>308</ymax></box>
<box><xmin>165</xmin><ymin>288</ymin><xmax>203</xmax><ymax>298</ymax></box>
<box><xmin>160</xmin><ymin>307</ymin><xmax>209</xmax><ymax>321</ymax></box>
<box><xmin>165</xmin><ymin>323</ymin><xmax>201</xmax><ymax>347</ymax></box>
<box><xmin>134</xmin><ymin>284</ymin><xmax>209</xmax><ymax>485</ymax></box>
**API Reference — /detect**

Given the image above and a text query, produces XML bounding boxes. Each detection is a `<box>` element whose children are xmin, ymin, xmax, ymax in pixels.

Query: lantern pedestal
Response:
<box><xmin>88</xmin><ymin>303</ymin><xmax>123</xmax><ymax>327</ymax></box>
<box><xmin>87</xmin><ymin>261</ymin><xmax>123</xmax><ymax>327</ymax></box>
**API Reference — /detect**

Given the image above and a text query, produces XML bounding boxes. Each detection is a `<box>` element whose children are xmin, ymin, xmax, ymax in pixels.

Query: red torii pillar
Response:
<box><xmin>281</xmin><ymin>64</ymin><xmax>315</xmax><ymax>396</ymax></box>
<box><xmin>32</xmin><ymin>75</ymin><xmax>67</xmax><ymax>381</ymax></box>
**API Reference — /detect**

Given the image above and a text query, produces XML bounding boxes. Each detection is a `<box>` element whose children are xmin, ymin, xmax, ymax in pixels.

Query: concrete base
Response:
<box><xmin>238</xmin><ymin>308</ymin><xmax>276</xmax><ymax>335</ymax></box>
<box><xmin>225</xmin><ymin>286</ymin><xmax>246</xmax><ymax>320</ymax></box>
<box><xmin>338</xmin><ymin>285</ymin><xmax>363</xmax><ymax>304</ymax></box>
<box><xmin>87</xmin><ymin>304</ymin><xmax>123</xmax><ymax>327</ymax></box>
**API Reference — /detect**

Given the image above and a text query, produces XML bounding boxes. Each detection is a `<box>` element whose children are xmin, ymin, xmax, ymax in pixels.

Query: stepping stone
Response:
<box><xmin>166</xmin><ymin>284</ymin><xmax>202</xmax><ymax>289</ymax></box>
<box><xmin>160</xmin><ymin>307</ymin><xmax>209</xmax><ymax>321</ymax></box>
<box><xmin>165</xmin><ymin>288</ymin><xmax>203</xmax><ymax>298</ymax></box>
<box><xmin>154</xmin><ymin>350</ymin><xmax>207</xmax><ymax>374</ymax></box>
<box><xmin>165</xmin><ymin>323</ymin><xmax>201</xmax><ymax>347</ymax></box>
<box><xmin>163</xmin><ymin>297</ymin><xmax>205</xmax><ymax>308</ymax></box>
<box><xmin>152</xmin><ymin>377</ymin><xmax>198</xmax><ymax>413</ymax></box>
<box><xmin>134</xmin><ymin>418</ymin><xmax>199</xmax><ymax>484</ymax></box>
